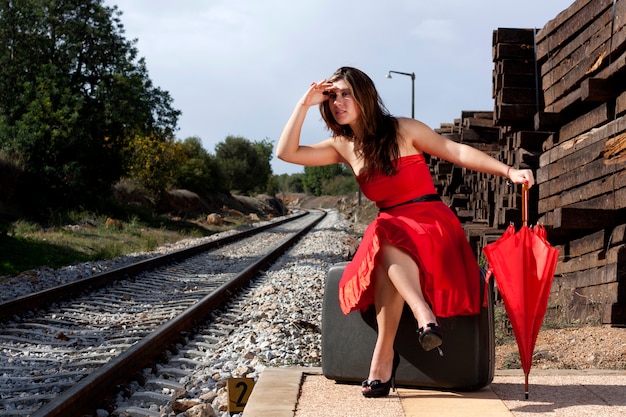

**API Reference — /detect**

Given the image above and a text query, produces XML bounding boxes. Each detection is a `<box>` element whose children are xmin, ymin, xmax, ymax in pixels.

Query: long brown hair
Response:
<box><xmin>320</xmin><ymin>67</ymin><xmax>400</xmax><ymax>179</ymax></box>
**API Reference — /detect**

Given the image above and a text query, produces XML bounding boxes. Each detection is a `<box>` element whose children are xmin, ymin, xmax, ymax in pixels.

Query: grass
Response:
<box><xmin>0</xmin><ymin>211</ymin><xmax>245</xmax><ymax>279</ymax></box>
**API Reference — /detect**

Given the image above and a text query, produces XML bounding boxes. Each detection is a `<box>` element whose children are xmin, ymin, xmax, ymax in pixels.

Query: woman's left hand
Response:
<box><xmin>508</xmin><ymin>168</ymin><xmax>535</xmax><ymax>188</ymax></box>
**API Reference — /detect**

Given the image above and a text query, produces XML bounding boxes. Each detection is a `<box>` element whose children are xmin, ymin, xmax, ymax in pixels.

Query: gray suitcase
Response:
<box><xmin>321</xmin><ymin>262</ymin><xmax>494</xmax><ymax>391</ymax></box>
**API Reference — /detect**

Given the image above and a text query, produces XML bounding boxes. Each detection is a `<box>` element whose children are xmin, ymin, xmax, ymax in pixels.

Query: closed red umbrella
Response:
<box><xmin>483</xmin><ymin>184</ymin><xmax>559</xmax><ymax>399</ymax></box>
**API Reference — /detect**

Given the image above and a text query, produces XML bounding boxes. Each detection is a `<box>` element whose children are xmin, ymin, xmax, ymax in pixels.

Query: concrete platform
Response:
<box><xmin>242</xmin><ymin>367</ymin><xmax>626</xmax><ymax>417</ymax></box>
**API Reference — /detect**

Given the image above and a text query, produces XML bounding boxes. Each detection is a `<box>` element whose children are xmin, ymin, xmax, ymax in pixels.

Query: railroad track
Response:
<box><xmin>0</xmin><ymin>210</ymin><xmax>326</xmax><ymax>417</ymax></box>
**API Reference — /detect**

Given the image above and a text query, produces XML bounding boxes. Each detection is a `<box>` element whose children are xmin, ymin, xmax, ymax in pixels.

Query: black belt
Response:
<box><xmin>379</xmin><ymin>194</ymin><xmax>441</xmax><ymax>212</ymax></box>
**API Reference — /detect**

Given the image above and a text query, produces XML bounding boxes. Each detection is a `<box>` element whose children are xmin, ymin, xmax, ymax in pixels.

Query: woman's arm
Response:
<box><xmin>276</xmin><ymin>81</ymin><xmax>343</xmax><ymax>167</ymax></box>
<box><xmin>404</xmin><ymin>118</ymin><xmax>535</xmax><ymax>187</ymax></box>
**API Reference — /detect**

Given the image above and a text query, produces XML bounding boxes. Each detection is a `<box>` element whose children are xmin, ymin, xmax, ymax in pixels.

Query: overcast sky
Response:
<box><xmin>104</xmin><ymin>0</ymin><xmax>574</xmax><ymax>175</ymax></box>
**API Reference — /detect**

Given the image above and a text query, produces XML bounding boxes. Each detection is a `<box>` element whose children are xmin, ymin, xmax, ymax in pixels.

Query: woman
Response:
<box><xmin>276</xmin><ymin>67</ymin><xmax>533</xmax><ymax>398</ymax></box>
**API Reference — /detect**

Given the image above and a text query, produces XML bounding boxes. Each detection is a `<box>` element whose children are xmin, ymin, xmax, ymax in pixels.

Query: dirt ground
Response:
<box><xmin>496</xmin><ymin>325</ymin><xmax>626</xmax><ymax>370</ymax></box>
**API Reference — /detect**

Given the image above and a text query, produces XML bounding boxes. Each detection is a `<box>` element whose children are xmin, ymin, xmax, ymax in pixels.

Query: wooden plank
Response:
<box><xmin>493</xmin><ymin>27</ymin><xmax>536</xmax><ymax>45</ymax></box>
<box><xmin>494</xmin><ymin>73</ymin><xmax>535</xmax><ymax>90</ymax></box>
<box><xmin>539</xmin><ymin>114</ymin><xmax>626</xmax><ymax>168</ymax></box>
<box><xmin>440</xmin><ymin>132</ymin><xmax>461</xmax><ymax>142</ymax></box>
<box><xmin>496</xmin><ymin>87</ymin><xmax>536</xmax><ymax>105</ymax></box>
<box><xmin>496</xmin><ymin>59</ymin><xmax>535</xmax><ymax>75</ymax></box>
<box><xmin>550</xmin><ymin>169</ymin><xmax>626</xmax><ymax>212</ymax></box>
<box><xmin>543</xmin><ymin>35</ymin><xmax>613</xmax><ymax>107</ymax></box>
<box><xmin>537</xmin><ymin>209</ymin><xmax>556</xmax><ymax>227</ymax></box>
<box><xmin>461</xmin><ymin>111</ymin><xmax>493</xmax><ymax>120</ymax></box>
<box><xmin>555</xmin><ymin>249</ymin><xmax>602</xmax><ymax>275</ymax></box>
<box><xmin>434</xmin><ymin>162</ymin><xmax>453</xmax><ymax>175</ymax></box>
<box><xmin>495</xmin><ymin>103</ymin><xmax>536</xmax><ymax>124</ymax></box>
<box><xmin>462</xmin><ymin>117</ymin><xmax>495</xmax><ymax>129</ymax></box>
<box><xmin>558</xmin><ymin>102</ymin><xmax>610</xmax><ymax>143</ymax></box>
<box><xmin>576</xmin><ymin>282</ymin><xmax>620</xmax><ymax>306</ymax></box>
<box><xmin>568</xmin><ymin>229</ymin><xmax>605</xmax><ymax>257</ymax></box>
<box><xmin>544</xmin><ymin>22</ymin><xmax>626</xmax><ymax>113</ymax></box>
<box><xmin>539</xmin><ymin>135</ymin><xmax>608</xmax><ymax>182</ymax></box>
<box><xmin>539</xmin><ymin>154</ymin><xmax>626</xmax><ymax>199</ymax></box>
<box><xmin>552</xmin><ymin>273</ymin><xmax>624</xmax><ymax>325</ymax></box>
<box><xmin>595</xmin><ymin>21</ymin><xmax>626</xmax><ymax>77</ymax></box>
<box><xmin>434</xmin><ymin>124</ymin><xmax>455</xmax><ymax>134</ymax></box>
<box><xmin>538</xmin><ymin>174</ymin><xmax>626</xmax><ymax>214</ymax></box>
<box><xmin>616</xmin><ymin>0</ymin><xmax>626</xmax><ymax>33</ymax></box>
<box><xmin>535</xmin><ymin>0</ymin><xmax>592</xmax><ymax>48</ymax></box>
<box><xmin>512</xmin><ymin>131</ymin><xmax>552</xmax><ymax>152</ymax></box>
<box><xmin>540</xmin><ymin>14</ymin><xmax>615</xmax><ymax>106</ymax></box>
<box><xmin>617</xmin><ymin>90</ymin><xmax>626</xmax><ymax>116</ymax></box>
<box><xmin>514</xmin><ymin>147</ymin><xmax>538</xmax><ymax>167</ymax></box>
<box><xmin>609</xmin><ymin>224</ymin><xmax>626</xmax><ymax>247</ymax></box>
<box><xmin>581</xmin><ymin>77</ymin><xmax>617</xmax><ymax>102</ymax></box>
<box><xmin>537</xmin><ymin>191</ymin><xmax>558</xmax><ymax>214</ymax></box>
<box><xmin>536</xmin><ymin>0</ymin><xmax>613</xmax><ymax>61</ymax></box>
<box><xmin>534</xmin><ymin>112</ymin><xmax>562</xmax><ymax>132</ymax></box>
<box><xmin>569</xmin><ymin>182</ymin><xmax>626</xmax><ymax>210</ymax></box>
<box><xmin>493</xmin><ymin>42</ymin><xmax>534</xmax><ymax>61</ymax></box>
<box><xmin>461</xmin><ymin>129</ymin><xmax>500</xmax><ymax>143</ymax></box>
<box><xmin>555</xmin><ymin>245</ymin><xmax>624</xmax><ymax>281</ymax></box>
<box><xmin>552</xmin><ymin>207</ymin><xmax>623</xmax><ymax>231</ymax></box>
<box><xmin>542</xmin><ymin>133</ymin><xmax>556</xmax><ymax>152</ymax></box>
<box><xmin>596</xmin><ymin>36</ymin><xmax>626</xmax><ymax>80</ymax></box>
<box><xmin>605</xmin><ymin>302</ymin><xmax>626</xmax><ymax>325</ymax></box>
<box><xmin>544</xmin><ymin>85</ymin><xmax>582</xmax><ymax>114</ymax></box>
<box><xmin>604</xmin><ymin>129</ymin><xmax>626</xmax><ymax>162</ymax></box>
<box><xmin>539</xmin><ymin>8</ymin><xmax>614</xmax><ymax>82</ymax></box>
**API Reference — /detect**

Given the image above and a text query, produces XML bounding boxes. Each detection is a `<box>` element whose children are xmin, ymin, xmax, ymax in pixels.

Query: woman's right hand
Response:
<box><xmin>300</xmin><ymin>79</ymin><xmax>333</xmax><ymax>107</ymax></box>
<box><xmin>277</xmin><ymin>78</ymin><xmax>343</xmax><ymax>166</ymax></box>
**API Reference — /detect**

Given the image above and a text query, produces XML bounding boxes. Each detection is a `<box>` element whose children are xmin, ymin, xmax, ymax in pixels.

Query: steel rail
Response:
<box><xmin>0</xmin><ymin>211</ymin><xmax>307</xmax><ymax>320</ymax></box>
<box><xmin>30</xmin><ymin>210</ymin><xmax>326</xmax><ymax>417</ymax></box>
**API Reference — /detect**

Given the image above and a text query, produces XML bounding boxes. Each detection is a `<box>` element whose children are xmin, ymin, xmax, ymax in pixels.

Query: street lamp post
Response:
<box><xmin>386</xmin><ymin>70</ymin><xmax>415</xmax><ymax>119</ymax></box>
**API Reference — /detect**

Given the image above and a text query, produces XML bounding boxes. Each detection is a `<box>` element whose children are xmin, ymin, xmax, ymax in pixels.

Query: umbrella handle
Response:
<box><xmin>522</xmin><ymin>183</ymin><xmax>529</xmax><ymax>226</ymax></box>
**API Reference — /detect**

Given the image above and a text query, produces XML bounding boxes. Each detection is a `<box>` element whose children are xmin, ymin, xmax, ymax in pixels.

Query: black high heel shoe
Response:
<box><xmin>361</xmin><ymin>351</ymin><xmax>400</xmax><ymax>398</ymax></box>
<box><xmin>418</xmin><ymin>322</ymin><xmax>443</xmax><ymax>355</ymax></box>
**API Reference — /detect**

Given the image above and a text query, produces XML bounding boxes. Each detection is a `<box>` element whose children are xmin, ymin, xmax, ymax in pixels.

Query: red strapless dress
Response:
<box><xmin>338</xmin><ymin>153</ymin><xmax>480</xmax><ymax>317</ymax></box>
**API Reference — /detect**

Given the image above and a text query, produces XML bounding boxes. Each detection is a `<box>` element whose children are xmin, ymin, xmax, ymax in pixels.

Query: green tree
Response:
<box><xmin>215</xmin><ymin>136</ymin><xmax>273</xmax><ymax>194</ymax></box>
<box><xmin>321</xmin><ymin>173</ymin><xmax>358</xmax><ymax>195</ymax></box>
<box><xmin>125</xmin><ymin>134</ymin><xmax>182</xmax><ymax>199</ymax></box>
<box><xmin>253</xmin><ymin>138</ymin><xmax>274</xmax><ymax>192</ymax></box>
<box><xmin>274</xmin><ymin>173</ymin><xmax>304</xmax><ymax>194</ymax></box>
<box><xmin>0</xmin><ymin>0</ymin><xmax>180</xmax><ymax>213</ymax></box>
<box><xmin>174</xmin><ymin>136</ymin><xmax>226</xmax><ymax>196</ymax></box>
<box><xmin>0</xmin><ymin>151</ymin><xmax>23</xmax><ymax>233</ymax></box>
<box><xmin>302</xmin><ymin>164</ymin><xmax>356</xmax><ymax>196</ymax></box>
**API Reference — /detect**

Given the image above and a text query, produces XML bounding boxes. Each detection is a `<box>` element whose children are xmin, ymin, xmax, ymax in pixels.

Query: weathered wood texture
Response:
<box><xmin>439</xmin><ymin>1</ymin><xmax>626</xmax><ymax>325</ymax></box>
<box><xmin>433</xmin><ymin>111</ymin><xmax>502</xmax><ymax>225</ymax></box>
<box><xmin>521</xmin><ymin>0</ymin><xmax>625</xmax><ymax>325</ymax></box>
<box><xmin>535</xmin><ymin>0</ymin><xmax>626</xmax><ymax>117</ymax></box>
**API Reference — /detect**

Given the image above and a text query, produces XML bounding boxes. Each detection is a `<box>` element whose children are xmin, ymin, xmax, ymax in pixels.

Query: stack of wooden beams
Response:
<box><xmin>433</xmin><ymin>111</ymin><xmax>503</xmax><ymax>257</ymax></box>
<box><xmin>536</xmin><ymin>0</ymin><xmax>626</xmax><ymax>117</ymax></box>
<box><xmin>492</xmin><ymin>28</ymin><xmax>537</xmax><ymax>127</ymax></box>
<box><xmin>478</xmin><ymin>0</ymin><xmax>626</xmax><ymax>325</ymax></box>
<box><xmin>534</xmin><ymin>0</ymin><xmax>626</xmax><ymax>324</ymax></box>
<box><xmin>536</xmin><ymin>0</ymin><xmax>626</xmax><ymax>223</ymax></box>
<box><xmin>425</xmin><ymin>0</ymin><xmax>626</xmax><ymax>324</ymax></box>
<box><xmin>490</xmin><ymin>27</ymin><xmax>554</xmax><ymax>228</ymax></box>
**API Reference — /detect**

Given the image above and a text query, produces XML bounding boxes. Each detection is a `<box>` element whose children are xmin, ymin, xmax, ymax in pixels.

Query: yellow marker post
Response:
<box><xmin>227</xmin><ymin>377</ymin><xmax>255</xmax><ymax>413</ymax></box>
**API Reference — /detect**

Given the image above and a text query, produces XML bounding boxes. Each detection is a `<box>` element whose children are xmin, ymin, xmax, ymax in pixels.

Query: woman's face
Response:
<box><xmin>327</xmin><ymin>79</ymin><xmax>361</xmax><ymax>127</ymax></box>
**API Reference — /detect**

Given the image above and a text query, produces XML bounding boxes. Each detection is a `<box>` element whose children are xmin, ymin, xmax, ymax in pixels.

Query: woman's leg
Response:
<box><xmin>365</xmin><ymin>260</ymin><xmax>404</xmax><ymax>385</ymax></box>
<box><xmin>365</xmin><ymin>241</ymin><xmax>437</xmax><ymax>384</ymax></box>
<box><xmin>380</xmin><ymin>242</ymin><xmax>437</xmax><ymax>327</ymax></box>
